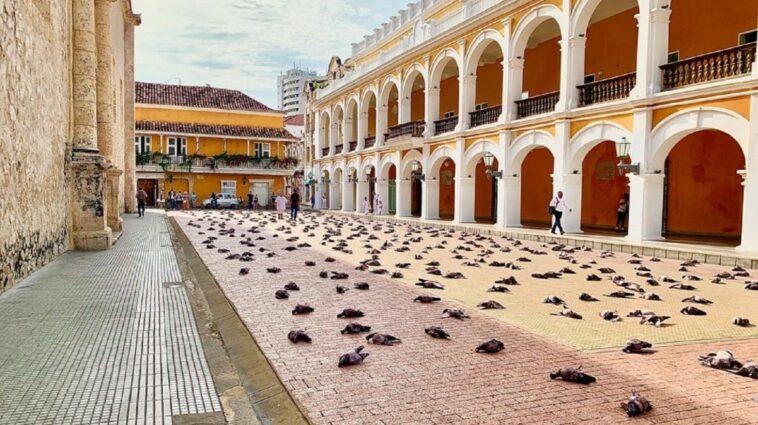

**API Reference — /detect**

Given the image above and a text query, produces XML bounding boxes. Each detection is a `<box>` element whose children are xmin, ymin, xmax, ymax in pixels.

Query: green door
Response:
<box><xmin>388</xmin><ymin>181</ymin><xmax>397</xmax><ymax>214</ymax></box>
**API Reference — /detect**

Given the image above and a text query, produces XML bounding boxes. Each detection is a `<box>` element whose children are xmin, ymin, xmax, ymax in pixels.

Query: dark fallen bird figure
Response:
<box><xmin>681</xmin><ymin>306</ymin><xmax>707</xmax><ymax>316</ymax></box>
<box><xmin>699</xmin><ymin>350</ymin><xmax>742</xmax><ymax>369</ymax></box>
<box><xmin>416</xmin><ymin>279</ymin><xmax>444</xmax><ymax>290</ymax></box>
<box><xmin>284</xmin><ymin>282</ymin><xmax>300</xmax><ymax>291</ymax></box>
<box><xmin>732</xmin><ymin>316</ymin><xmax>751</xmax><ymax>327</ymax></box>
<box><xmin>366</xmin><ymin>332</ymin><xmax>402</xmax><ymax>345</ymax></box>
<box><xmin>487</xmin><ymin>285</ymin><xmax>511</xmax><ymax>293</ymax></box>
<box><xmin>604</xmin><ymin>291</ymin><xmax>635</xmax><ymax>298</ymax></box>
<box><xmin>425</xmin><ymin>326</ymin><xmax>450</xmax><ymax>339</ymax></box>
<box><xmin>495</xmin><ymin>276</ymin><xmax>518</xmax><ymax>285</ymax></box>
<box><xmin>475</xmin><ymin>339</ymin><xmax>505</xmax><ymax>353</ymax></box>
<box><xmin>354</xmin><ymin>282</ymin><xmax>370</xmax><ymax>290</ymax></box>
<box><xmin>239</xmin><ymin>268</ymin><xmax>250</xmax><ymax>275</ymax></box>
<box><xmin>338</xmin><ymin>346</ymin><xmax>369</xmax><ymax>368</ymax></box>
<box><xmin>414</xmin><ymin>295</ymin><xmax>441</xmax><ymax>303</ymax></box>
<box><xmin>681</xmin><ymin>296</ymin><xmax>712</xmax><ymax>305</ymax></box>
<box><xmin>336</xmin><ymin>285</ymin><xmax>349</xmax><ymax>294</ymax></box>
<box><xmin>542</xmin><ymin>295</ymin><xmax>564</xmax><ymax>305</ymax></box>
<box><xmin>337</xmin><ymin>308</ymin><xmax>365</xmax><ymax>319</ymax></box>
<box><xmin>287</xmin><ymin>330</ymin><xmax>311</xmax><ymax>344</ymax></box>
<box><xmin>551</xmin><ymin>308</ymin><xmax>582</xmax><ymax>320</ymax></box>
<box><xmin>621</xmin><ymin>391</ymin><xmax>653</xmax><ymax>417</ymax></box>
<box><xmin>340</xmin><ymin>323</ymin><xmax>371</xmax><ymax>334</ymax></box>
<box><xmin>622</xmin><ymin>339</ymin><xmax>653</xmax><ymax>354</ymax></box>
<box><xmin>292</xmin><ymin>304</ymin><xmax>314</xmax><ymax>315</ymax></box>
<box><xmin>477</xmin><ymin>300</ymin><xmax>505</xmax><ymax>310</ymax></box>
<box><xmin>549</xmin><ymin>366</ymin><xmax>596</xmax><ymax>384</ymax></box>
<box><xmin>266</xmin><ymin>267</ymin><xmax>281</xmax><ymax>274</ymax></box>
<box><xmin>305</xmin><ymin>261</ymin><xmax>316</xmax><ymax>267</ymax></box>
<box><xmin>331</xmin><ymin>272</ymin><xmax>349</xmax><ymax>280</ymax></box>
<box><xmin>275</xmin><ymin>290</ymin><xmax>289</xmax><ymax>299</ymax></box>
<box><xmin>579</xmin><ymin>293</ymin><xmax>599</xmax><ymax>302</ymax></box>
<box><xmin>442</xmin><ymin>308</ymin><xmax>470</xmax><ymax>320</ymax></box>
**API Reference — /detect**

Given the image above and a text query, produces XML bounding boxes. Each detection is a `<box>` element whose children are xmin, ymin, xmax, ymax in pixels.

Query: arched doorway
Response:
<box><xmin>430</xmin><ymin>53</ymin><xmax>460</xmax><ymax>135</ymax></box>
<box><xmin>581</xmin><ymin>141</ymin><xmax>630</xmax><ymax>233</ymax></box>
<box><xmin>387</xmin><ymin>164</ymin><xmax>397</xmax><ymax>214</ymax></box>
<box><xmin>332</xmin><ymin>168</ymin><xmax>343</xmax><ymax>210</ymax></box>
<box><xmin>474</xmin><ymin>157</ymin><xmax>498</xmax><ymax>223</ymax></box>
<box><xmin>520</xmin><ymin>148</ymin><xmax>554</xmax><ymax>228</ymax></box>
<box><xmin>663</xmin><ymin>130</ymin><xmax>744</xmax><ymax>244</ymax></box>
<box><xmin>430</xmin><ymin>155</ymin><xmax>456</xmax><ymax>221</ymax></box>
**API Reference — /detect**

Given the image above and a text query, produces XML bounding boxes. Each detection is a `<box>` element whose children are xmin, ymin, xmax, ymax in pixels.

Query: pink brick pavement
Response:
<box><xmin>174</xmin><ymin>211</ymin><xmax>758</xmax><ymax>425</ymax></box>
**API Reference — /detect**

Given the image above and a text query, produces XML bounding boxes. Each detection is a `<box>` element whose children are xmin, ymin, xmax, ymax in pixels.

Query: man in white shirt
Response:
<box><xmin>549</xmin><ymin>191</ymin><xmax>572</xmax><ymax>235</ymax></box>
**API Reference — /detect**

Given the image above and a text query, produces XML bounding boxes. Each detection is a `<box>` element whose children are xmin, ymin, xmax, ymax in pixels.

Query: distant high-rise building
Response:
<box><xmin>277</xmin><ymin>65</ymin><xmax>323</xmax><ymax>117</ymax></box>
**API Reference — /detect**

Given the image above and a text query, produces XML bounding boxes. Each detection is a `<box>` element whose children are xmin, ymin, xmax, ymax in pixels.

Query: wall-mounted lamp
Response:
<box><xmin>483</xmin><ymin>152</ymin><xmax>502</xmax><ymax>178</ymax></box>
<box><xmin>411</xmin><ymin>160</ymin><xmax>425</xmax><ymax>181</ymax></box>
<box><xmin>615</xmin><ymin>137</ymin><xmax>640</xmax><ymax>175</ymax></box>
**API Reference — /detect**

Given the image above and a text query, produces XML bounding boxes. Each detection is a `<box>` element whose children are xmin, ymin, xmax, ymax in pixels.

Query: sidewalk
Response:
<box><xmin>0</xmin><ymin>212</ymin><xmax>222</xmax><ymax>425</ymax></box>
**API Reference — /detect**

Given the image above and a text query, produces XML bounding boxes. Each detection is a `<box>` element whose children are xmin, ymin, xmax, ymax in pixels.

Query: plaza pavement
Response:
<box><xmin>0</xmin><ymin>213</ymin><xmax>222</xmax><ymax>425</ymax></box>
<box><xmin>173</xmin><ymin>209</ymin><xmax>758</xmax><ymax>424</ymax></box>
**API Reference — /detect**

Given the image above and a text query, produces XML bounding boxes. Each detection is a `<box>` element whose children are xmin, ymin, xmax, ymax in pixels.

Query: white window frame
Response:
<box><xmin>474</xmin><ymin>102</ymin><xmax>489</xmax><ymax>111</ymax></box>
<box><xmin>254</xmin><ymin>142</ymin><xmax>271</xmax><ymax>158</ymax></box>
<box><xmin>167</xmin><ymin>137</ymin><xmax>187</xmax><ymax>157</ymax></box>
<box><xmin>220</xmin><ymin>180</ymin><xmax>236</xmax><ymax>196</ymax></box>
<box><xmin>134</xmin><ymin>135</ymin><xmax>151</xmax><ymax>154</ymax></box>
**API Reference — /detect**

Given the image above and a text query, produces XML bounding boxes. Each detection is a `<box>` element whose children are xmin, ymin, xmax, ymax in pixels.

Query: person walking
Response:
<box><xmin>253</xmin><ymin>194</ymin><xmax>259</xmax><ymax>210</ymax></box>
<box><xmin>310</xmin><ymin>193</ymin><xmax>315</xmax><ymax>209</ymax></box>
<box><xmin>376</xmin><ymin>199</ymin><xmax>383</xmax><ymax>216</ymax></box>
<box><xmin>290</xmin><ymin>190</ymin><xmax>301</xmax><ymax>221</ymax></box>
<box><xmin>548</xmin><ymin>191</ymin><xmax>571</xmax><ymax>235</ymax></box>
<box><xmin>321</xmin><ymin>193</ymin><xmax>327</xmax><ymax>209</ymax></box>
<box><xmin>275</xmin><ymin>192</ymin><xmax>287</xmax><ymax>220</ymax></box>
<box><xmin>616</xmin><ymin>194</ymin><xmax>630</xmax><ymax>231</ymax></box>
<box><xmin>190</xmin><ymin>192</ymin><xmax>197</xmax><ymax>209</ymax></box>
<box><xmin>167</xmin><ymin>189</ymin><xmax>175</xmax><ymax>210</ymax></box>
<box><xmin>248</xmin><ymin>192</ymin><xmax>254</xmax><ymax>210</ymax></box>
<box><xmin>362</xmin><ymin>196</ymin><xmax>370</xmax><ymax>215</ymax></box>
<box><xmin>136</xmin><ymin>188</ymin><xmax>148</xmax><ymax>217</ymax></box>
<box><xmin>210</xmin><ymin>192</ymin><xmax>218</xmax><ymax>209</ymax></box>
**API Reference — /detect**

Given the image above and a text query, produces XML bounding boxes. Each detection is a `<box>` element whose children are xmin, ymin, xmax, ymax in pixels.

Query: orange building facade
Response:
<box><xmin>311</xmin><ymin>0</ymin><xmax>758</xmax><ymax>251</ymax></box>
<box><xmin>135</xmin><ymin>82</ymin><xmax>298</xmax><ymax>208</ymax></box>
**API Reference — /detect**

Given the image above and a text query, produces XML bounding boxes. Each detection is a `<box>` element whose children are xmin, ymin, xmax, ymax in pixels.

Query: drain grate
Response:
<box><xmin>162</xmin><ymin>281</ymin><xmax>185</xmax><ymax>289</ymax></box>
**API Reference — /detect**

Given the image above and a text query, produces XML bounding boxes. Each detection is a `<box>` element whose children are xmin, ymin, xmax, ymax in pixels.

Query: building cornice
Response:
<box><xmin>136</xmin><ymin>103</ymin><xmax>285</xmax><ymax>118</ymax></box>
<box><xmin>135</xmin><ymin>130</ymin><xmax>296</xmax><ymax>143</ymax></box>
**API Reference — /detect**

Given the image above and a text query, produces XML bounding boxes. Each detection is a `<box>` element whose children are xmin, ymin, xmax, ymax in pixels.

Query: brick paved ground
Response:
<box><xmin>0</xmin><ymin>212</ymin><xmax>221</xmax><ymax>425</ymax></box>
<box><xmin>174</xmin><ymin>210</ymin><xmax>758</xmax><ymax>425</ymax></box>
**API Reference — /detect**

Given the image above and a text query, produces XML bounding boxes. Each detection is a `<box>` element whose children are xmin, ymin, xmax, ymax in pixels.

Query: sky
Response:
<box><xmin>133</xmin><ymin>0</ymin><xmax>409</xmax><ymax>110</ymax></box>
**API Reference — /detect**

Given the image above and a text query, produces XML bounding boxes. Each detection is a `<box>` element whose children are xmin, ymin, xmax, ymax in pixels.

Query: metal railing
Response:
<box><xmin>515</xmin><ymin>91</ymin><xmax>560</xmax><ymax>119</ymax></box>
<box><xmin>661</xmin><ymin>42</ymin><xmax>756</xmax><ymax>90</ymax></box>
<box><xmin>334</xmin><ymin>144</ymin><xmax>343</xmax><ymax>154</ymax></box>
<box><xmin>348</xmin><ymin>140</ymin><xmax>358</xmax><ymax>152</ymax></box>
<box><xmin>321</xmin><ymin>147</ymin><xmax>330</xmax><ymax>157</ymax></box>
<box><xmin>364</xmin><ymin>136</ymin><xmax>376</xmax><ymax>148</ymax></box>
<box><xmin>388</xmin><ymin>120</ymin><xmax>425</xmax><ymax>140</ymax></box>
<box><xmin>578</xmin><ymin>72</ymin><xmax>637</xmax><ymax>106</ymax></box>
<box><xmin>469</xmin><ymin>104</ymin><xmax>502</xmax><ymax>128</ymax></box>
<box><xmin>434</xmin><ymin>115</ymin><xmax>458</xmax><ymax>135</ymax></box>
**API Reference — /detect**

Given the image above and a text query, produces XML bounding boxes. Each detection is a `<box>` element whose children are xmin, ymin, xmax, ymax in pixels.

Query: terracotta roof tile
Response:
<box><xmin>284</xmin><ymin>114</ymin><xmax>305</xmax><ymax>126</ymax></box>
<box><xmin>136</xmin><ymin>82</ymin><xmax>277</xmax><ymax>113</ymax></box>
<box><xmin>136</xmin><ymin>120</ymin><xmax>297</xmax><ymax>140</ymax></box>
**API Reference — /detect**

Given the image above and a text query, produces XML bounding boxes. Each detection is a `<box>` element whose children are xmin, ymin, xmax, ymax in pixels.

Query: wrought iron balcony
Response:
<box><xmin>515</xmin><ymin>91</ymin><xmax>560</xmax><ymax>119</ymax></box>
<box><xmin>364</xmin><ymin>136</ymin><xmax>376</xmax><ymax>149</ymax></box>
<box><xmin>661</xmin><ymin>42</ymin><xmax>756</xmax><ymax>91</ymax></box>
<box><xmin>334</xmin><ymin>144</ymin><xmax>343</xmax><ymax>154</ymax></box>
<box><xmin>348</xmin><ymin>140</ymin><xmax>358</xmax><ymax>152</ymax></box>
<box><xmin>388</xmin><ymin>120</ymin><xmax>425</xmax><ymax>140</ymax></box>
<box><xmin>578</xmin><ymin>72</ymin><xmax>637</xmax><ymax>107</ymax></box>
<box><xmin>434</xmin><ymin>115</ymin><xmax>458</xmax><ymax>135</ymax></box>
<box><xmin>469</xmin><ymin>105</ymin><xmax>502</xmax><ymax>128</ymax></box>
<box><xmin>321</xmin><ymin>147</ymin><xmax>330</xmax><ymax>157</ymax></box>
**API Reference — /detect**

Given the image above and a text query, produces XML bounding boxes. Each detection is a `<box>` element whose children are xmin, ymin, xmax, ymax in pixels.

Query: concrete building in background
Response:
<box><xmin>310</xmin><ymin>0</ymin><xmax>758</xmax><ymax>252</ymax></box>
<box><xmin>0</xmin><ymin>0</ymin><xmax>141</xmax><ymax>293</ymax></box>
<box><xmin>134</xmin><ymin>82</ymin><xmax>298</xmax><ymax>208</ymax></box>
<box><xmin>277</xmin><ymin>65</ymin><xmax>324</xmax><ymax>116</ymax></box>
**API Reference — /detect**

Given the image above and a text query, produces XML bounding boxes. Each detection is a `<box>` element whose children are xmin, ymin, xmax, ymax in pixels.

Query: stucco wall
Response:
<box><xmin>0</xmin><ymin>0</ymin><xmax>73</xmax><ymax>293</ymax></box>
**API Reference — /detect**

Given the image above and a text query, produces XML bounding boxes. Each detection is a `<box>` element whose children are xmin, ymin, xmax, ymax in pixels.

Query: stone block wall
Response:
<box><xmin>0</xmin><ymin>0</ymin><xmax>73</xmax><ymax>294</ymax></box>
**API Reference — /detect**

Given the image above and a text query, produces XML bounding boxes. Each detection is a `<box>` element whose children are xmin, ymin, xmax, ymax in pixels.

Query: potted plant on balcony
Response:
<box><xmin>136</xmin><ymin>151</ymin><xmax>153</xmax><ymax>166</ymax></box>
<box><xmin>151</xmin><ymin>152</ymin><xmax>172</xmax><ymax>172</ymax></box>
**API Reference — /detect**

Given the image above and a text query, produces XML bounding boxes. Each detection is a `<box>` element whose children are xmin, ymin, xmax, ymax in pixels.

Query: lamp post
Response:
<box><xmin>483</xmin><ymin>152</ymin><xmax>502</xmax><ymax>178</ymax></box>
<box><xmin>615</xmin><ymin>137</ymin><xmax>640</xmax><ymax>175</ymax></box>
<box><xmin>410</xmin><ymin>160</ymin><xmax>425</xmax><ymax>181</ymax></box>
<box><xmin>365</xmin><ymin>168</ymin><xmax>376</xmax><ymax>183</ymax></box>
<box><xmin>321</xmin><ymin>171</ymin><xmax>330</xmax><ymax>185</ymax></box>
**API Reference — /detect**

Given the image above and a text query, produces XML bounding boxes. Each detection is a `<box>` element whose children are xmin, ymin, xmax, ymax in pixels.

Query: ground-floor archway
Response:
<box><xmin>520</xmin><ymin>147</ymin><xmax>554</xmax><ymax>228</ymax></box>
<box><xmin>663</xmin><ymin>130</ymin><xmax>744</xmax><ymax>244</ymax></box>
<box><xmin>474</xmin><ymin>158</ymin><xmax>498</xmax><ymax>223</ymax></box>
<box><xmin>580</xmin><ymin>141</ymin><xmax>630</xmax><ymax>234</ymax></box>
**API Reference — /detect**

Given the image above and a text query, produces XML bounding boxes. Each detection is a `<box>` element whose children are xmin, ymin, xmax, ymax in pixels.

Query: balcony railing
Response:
<box><xmin>578</xmin><ymin>72</ymin><xmax>637</xmax><ymax>107</ymax></box>
<box><xmin>515</xmin><ymin>91</ymin><xmax>560</xmax><ymax>119</ymax></box>
<box><xmin>661</xmin><ymin>42</ymin><xmax>756</xmax><ymax>91</ymax></box>
<box><xmin>334</xmin><ymin>144</ymin><xmax>343</xmax><ymax>154</ymax></box>
<box><xmin>322</xmin><ymin>147</ymin><xmax>330</xmax><ymax>157</ymax></box>
<box><xmin>348</xmin><ymin>140</ymin><xmax>358</xmax><ymax>152</ymax></box>
<box><xmin>434</xmin><ymin>115</ymin><xmax>458</xmax><ymax>135</ymax></box>
<box><xmin>364</xmin><ymin>136</ymin><xmax>376</xmax><ymax>149</ymax></box>
<box><xmin>137</xmin><ymin>154</ymin><xmax>299</xmax><ymax>171</ymax></box>
<box><xmin>469</xmin><ymin>105</ymin><xmax>502</xmax><ymax>128</ymax></box>
<box><xmin>388</xmin><ymin>120</ymin><xmax>425</xmax><ymax>140</ymax></box>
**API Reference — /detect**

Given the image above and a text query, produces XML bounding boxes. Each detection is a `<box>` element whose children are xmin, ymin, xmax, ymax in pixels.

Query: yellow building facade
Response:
<box><xmin>135</xmin><ymin>82</ymin><xmax>298</xmax><ymax>208</ymax></box>
<box><xmin>311</xmin><ymin>0</ymin><xmax>758</xmax><ymax>251</ymax></box>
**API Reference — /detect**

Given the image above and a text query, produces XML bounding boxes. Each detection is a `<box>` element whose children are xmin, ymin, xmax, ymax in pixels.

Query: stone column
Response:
<box><xmin>425</xmin><ymin>88</ymin><xmax>440</xmax><ymax>137</ymax></box>
<box><xmin>377</xmin><ymin>106</ymin><xmax>388</xmax><ymax>146</ymax></box>
<box><xmin>421</xmin><ymin>179</ymin><xmax>439</xmax><ymax>220</ymax></box>
<box><xmin>457</xmin><ymin>75</ymin><xmax>476</xmax><ymax>131</ymax></box>
<box><xmin>557</xmin><ymin>174</ymin><xmax>582</xmax><ymax>233</ymax></box>
<box><xmin>123</xmin><ymin>16</ymin><xmax>139</xmax><ymax>213</ymax></box>
<box><xmin>626</xmin><ymin>173</ymin><xmax>665</xmax><ymax>241</ymax></box>
<box><xmin>329</xmin><ymin>182</ymin><xmax>340</xmax><ymax>209</ymax></box>
<box><xmin>341</xmin><ymin>178</ymin><xmax>354</xmax><ymax>212</ymax></box>
<box><xmin>399</xmin><ymin>97</ymin><xmax>411</xmax><ymax>123</ymax></box>
<box><xmin>503</xmin><ymin>176</ymin><xmax>521</xmax><ymax>227</ymax></box>
<box><xmin>454</xmin><ymin>178</ymin><xmax>475</xmax><ymax>224</ymax></box>
<box><xmin>396</xmin><ymin>179</ymin><xmax>412</xmax><ymax>217</ymax></box>
<box><xmin>375</xmin><ymin>180</ymin><xmax>389</xmax><ymax>215</ymax></box>
<box><xmin>357</xmin><ymin>101</ymin><xmax>366</xmax><ymax>150</ymax></box>
<box><xmin>70</xmin><ymin>0</ymin><xmax>112</xmax><ymax>250</ymax></box>
<box><xmin>356</xmin><ymin>181</ymin><xmax>369</xmax><ymax>213</ymax></box>
<box><xmin>505</xmin><ymin>58</ymin><xmax>524</xmax><ymax>121</ymax></box>
<box><xmin>631</xmin><ymin>1</ymin><xmax>671</xmax><ymax>98</ymax></box>
<box><xmin>737</xmin><ymin>94</ymin><xmax>758</xmax><ymax>251</ymax></box>
<box><xmin>314</xmin><ymin>111</ymin><xmax>323</xmax><ymax>159</ymax></box>
<box><xmin>564</xmin><ymin>36</ymin><xmax>586</xmax><ymax>110</ymax></box>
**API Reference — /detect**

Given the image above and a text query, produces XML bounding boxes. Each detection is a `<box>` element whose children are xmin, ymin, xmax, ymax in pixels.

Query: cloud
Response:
<box><xmin>134</xmin><ymin>0</ymin><xmax>406</xmax><ymax>108</ymax></box>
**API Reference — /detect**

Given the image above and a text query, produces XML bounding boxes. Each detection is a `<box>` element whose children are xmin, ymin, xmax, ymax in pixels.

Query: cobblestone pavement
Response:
<box><xmin>0</xmin><ymin>212</ymin><xmax>221</xmax><ymax>425</ymax></box>
<box><xmin>173</xmin><ymin>210</ymin><xmax>758</xmax><ymax>425</ymax></box>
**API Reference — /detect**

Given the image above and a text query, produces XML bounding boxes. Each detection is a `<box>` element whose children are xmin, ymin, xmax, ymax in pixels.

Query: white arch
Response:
<box><xmin>429</xmin><ymin>146</ymin><xmax>456</xmax><ymax>176</ymax></box>
<box><xmin>361</xmin><ymin>86</ymin><xmax>378</xmax><ymax>112</ymax></box>
<box><xmin>463</xmin><ymin>139</ymin><xmax>499</xmax><ymax>176</ymax></box>
<box><xmin>379</xmin><ymin>75</ymin><xmax>401</xmax><ymax>106</ymax></box>
<box><xmin>346</xmin><ymin>159</ymin><xmax>359</xmax><ymax>172</ymax></box>
<box><xmin>402</xmin><ymin>63</ymin><xmax>428</xmax><ymax>98</ymax></box>
<box><xmin>400</xmin><ymin>149</ymin><xmax>424</xmax><ymax>178</ymax></box>
<box><xmin>568</xmin><ymin>121</ymin><xmax>633</xmax><ymax>170</ymax></box>
<box><xmin>650</xmin><ymin>107</ymin><xmax>750</xmax><ymax>170</ymax></box>
<box><xmin>379</xmin><ymin>153</ymin><xmax>399</xmax><ymax>179</ymax></box>
<box><xmin>508</xmin><ymin>130</ymin><xmax>558</xmax><ymax>170</ymax></box>
<box><xmin>464</xmin><ymin>29</ymin><xmax>506</xmax><ymax>76</ymax></box>
<box><xmin>430</xmin><ymin>48</ymin><xmax>463</xmax><ymax>88</ymax></box>
<box><xmin>571</xmin><ymin>0</ymin><xmax>641</xmax><ymax>37</ymax></box>
<box><xmin>511</xmin><ymin>5</ymin><xmax>565</xmax><ymax>59</ymax></box>
<box><xmin>361</xmin><ymin>157</ymin><xmax>377</xmax><ymax>174</ymax></box>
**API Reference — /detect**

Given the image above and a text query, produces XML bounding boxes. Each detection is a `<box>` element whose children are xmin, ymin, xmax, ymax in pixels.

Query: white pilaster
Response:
<box><xmin>625</xmin><ymin>173</ymin><xmax>665</xmax><ymax>241</ymax></box>
<box><xmin>505</xmin><ymin>59</ymin><xmax>524</xmax><ymax>121</ymax></box>
<box><xmin>356</xmin><ymin>181</ymin><xmax>369</xmax><ymax>212</ymax></box>
<box><xmin>422</xmin><ymin>179</ymin><xmax>440</xmax><ymax>220</ymax></box>
<box><xmin>342</xmin><ymin>178</ymin><xmax>355</xmax><ymax>212</ymax></box>
<box><xmin>314</xmin><ymin>112</ymin><xmax>323</xmax><ymax>159</ymax></box>
<box><xmin>358</xmin><ymin>107</ymin><xmax>367</xmax><ymax>150</ymax></box>
<box><xmin>400</xmin><ymin>97</ymin><xmax>411</xmax><ymax>123</ymax></box>
<box><xmin>426</xmin><ymin>88</ymin><xmax>440</xmax><ymax>137</ymax></box>
<box><xmin>455</xmin><ymin>178</ymin><xmax>475</xmax><ymax>223</ymax></box>
<box><xmin>631</xmin><ymin>1</ymin><xmax>671</xmax><ymax>98</ymax></box>
<box><xmin>458</xmin><ymin>75</ymin><xmax>476</xmax><ymax>131</ymax></box>
<box><xmin>452</xmin><ymin>138</ymin><xmax>466</xmax><ymax>222</ymax></box>
<box><xmin>737</xmin><ymin>94</ymin><xmax>758</xmax><ymax>251</ymax></box>
<box><xmin>376</xmin><ymin>180</ymin><xmax>389</xmax><ymax>215</ymax></box>
<box><xmin>377</xmin><ymin>106</ymin><xmax>388</xmax><ymax>146</ymax></box>
<box><xmin>565</xmin><ymin>36</ymin><xmax>587</xmax><ymax>110</ymax></box>
<box><xmin>503</xmin><ymin>176</ymin><xmax>522</xmax><ymax>227</ymax></box>
<box><xmin>396</xmin><ymin>179</ymin><xmax>412</xmax><ymax>217</ymax></box>
<box><xmin>329</xmin><ymin>122</ymin><xmax>338</xmax><ymax>155</ymax></box>
<box><xmin>558</xmin><ymin>174</ymin><xmax>583</xmax><ymax>233</ymax></box>
<box><xmin>499</xmin><ymin>18</ymin><xmax>513</xmax><ymax>124</ymax></box>
<box><xmin>495</xmin><ymin>131</ymin><xmax>510</xmax><ymax>226</ymax></box>
<box><xmin>329</xmin><ymin>181</ymin><xmax>341</xmax><ymax>210</ymax></box>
